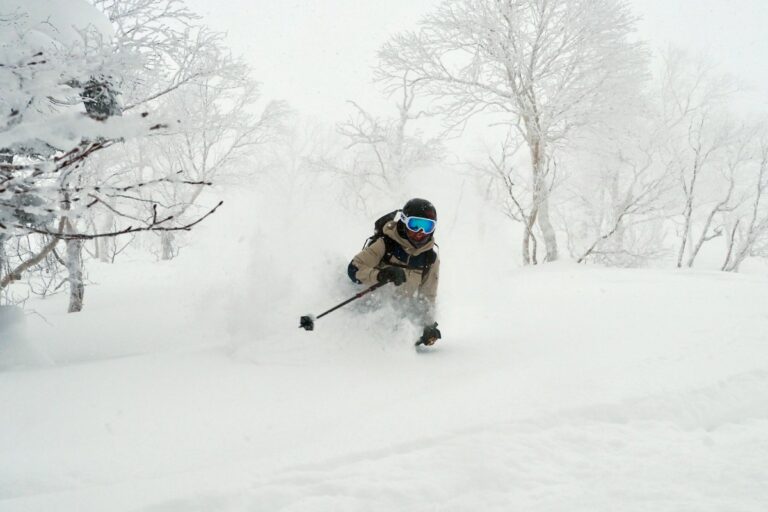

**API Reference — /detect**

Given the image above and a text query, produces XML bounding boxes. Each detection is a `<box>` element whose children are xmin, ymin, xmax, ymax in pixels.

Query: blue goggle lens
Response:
<box><xmin>404</xmin><ymin>215</ymin><xmax>436</xmax><ymax>234</ymax></box>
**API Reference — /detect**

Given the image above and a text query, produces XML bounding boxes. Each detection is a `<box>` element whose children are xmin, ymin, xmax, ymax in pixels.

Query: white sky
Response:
<box><xmin>187</xmin><ymin>0</ymin><xmax>768</xmax><ymax>121</ymax></box>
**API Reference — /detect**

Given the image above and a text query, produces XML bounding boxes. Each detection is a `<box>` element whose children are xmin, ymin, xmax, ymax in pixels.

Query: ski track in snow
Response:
<box><xmin>6</xmin><ymin>368</ymin><xmax>767</xmax><ymax>511</ymax></box>
<box><xmin>2</xmin><ymin>264</ymin><xmax>768</xmax><ymax>511</ymax></box>
<box><xmin>135</xmin><ymin>369</ymin><xmax>768</xmax><ymax>512</ymax></box>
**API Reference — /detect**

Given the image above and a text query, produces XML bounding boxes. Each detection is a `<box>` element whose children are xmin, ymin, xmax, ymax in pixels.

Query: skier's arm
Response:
<box><xmin>418</xmin><ymin>256</ymin><xmax>440</xmax><ymax>324</ymax></box>
<box><xmin>420</xmin><ymin>255</ymin><xmax>440</xmax><ymax>303</ymax></box>
<box><xmin>347</xmin><ymin>238</ymin><xmax>386</xmax><ymax>286</ymax></box>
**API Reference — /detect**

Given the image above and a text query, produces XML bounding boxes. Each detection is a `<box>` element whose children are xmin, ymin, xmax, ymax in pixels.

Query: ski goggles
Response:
<box><xmin>402</xmin><ymin>214</ymin><xmax>436</xmax><ymax>234</ymax></box>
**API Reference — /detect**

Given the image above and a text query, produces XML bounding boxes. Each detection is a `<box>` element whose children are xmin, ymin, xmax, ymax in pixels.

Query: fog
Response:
<box><xmin>187</xmin><ymin>0</ymin><xmax>768</xmax><ymax>121</ymax></box>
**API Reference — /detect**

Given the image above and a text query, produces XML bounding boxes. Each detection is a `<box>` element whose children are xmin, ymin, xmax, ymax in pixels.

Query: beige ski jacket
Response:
<box><xmin>348</xmin><ymin>220</ymin><xmax>440</xmax><ymax>309</ymax></box>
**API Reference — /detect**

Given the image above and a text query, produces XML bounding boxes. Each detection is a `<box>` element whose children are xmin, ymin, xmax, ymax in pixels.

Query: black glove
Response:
<box><xmin>377</xmin><ymin>266</ymin><xmax>406</xmax><ymax>286</ymax></box>
<box><xmin>419</xmin><ymin>322</ymin><xmax>441</xmax><ymax>346</ymax></box>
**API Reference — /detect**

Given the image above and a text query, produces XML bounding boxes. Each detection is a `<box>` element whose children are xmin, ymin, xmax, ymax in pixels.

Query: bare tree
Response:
<box><xmin>477</xmin><ymin>131</ymin><xmax>542</xmax><ymax>264</ymax></box>
<box><xmin>721</xmin><ymin>131</ymin><xmax>768</xmax><ymax>271</ymax></box>
<box><xmin>377</xmin><ymin>0</ymin><xmax>647</xmax><ymax>262</ymax></box>
<box><xmin>570</xmin><ymin>146</ymin><xmax>672</xmax><ymax>265</ymax></box>
<box><xmin>652</xmin><ymin>50</ymin><xmax>745</xmax><ymax>268</ymax></box>
<box><xmin>672</xmin><ymin>116</ymin><xmax>733</xmax><ymax>267</ymax></box>
<box><xmin>140</xmin><ymin>64</ymin><xmax>288</xmax><ymax>259</ymax></box>
<box><xmin>265</xmin><ymin>118</ymin><xmax>357</xmax><ymax>215</ymax></box>
<box><xmin>328</xmin><ymin>74</ymin><xmax>443</xmax><ymax>213</ymax></box>
<box><xmin>680</xmin><ymin>123</ymin><xmax>758</xmax><ymax>268</ymax></box>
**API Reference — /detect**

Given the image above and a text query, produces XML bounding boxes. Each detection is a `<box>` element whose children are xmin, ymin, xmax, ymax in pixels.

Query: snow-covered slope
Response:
<box><xmin>2</xmin><ymin>243</ymin><xmax>767</xmax><ymax>511</ymax></box>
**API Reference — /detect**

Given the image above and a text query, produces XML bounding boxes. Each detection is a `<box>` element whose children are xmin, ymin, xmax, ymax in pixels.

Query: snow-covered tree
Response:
<box><xmin>0</xmin><ymin>0</ymin><xmax>238</xmax><ymax>310</ymax></box>
<box><xmin>310</xmin><ymin>76</ymin><xmax>443</xmax><ymax>214</ymax></box>
<box><xmin>477</xmin><ymin>131</ymin><xmax>549</xmax><ymax>265</ymax></box>
<box><xmin>92</xmin><ymin>0</ymin><xmax>229</xmax><ymax>112</ymax></box>
<box><xmin>140</xmin><ymin>65</ymin><xmax>288</xmax><ymax>259</ymax></box>
<box><xmin>377</xmin><ymin>0</ymin><xmax>647</xmax><ymax>262</ymax></box>
<box><xmin>338</xmin><ymin>76</ymin><xmax>442</xmax><ymax>194</ymax></box>
<box><xmin>0</xmin><ymin>0</ymin><xmax>167</xmax><ymax>300</ymax></box>
<box><xmin>721</xmin><ymin>128</ymin><xmax>768</xmax><ymax>271</ymax></box>
<box><xmin>650</xmin><ymin>49</ymin><xmax>748</xmax><ymax>268</ymax></box>
<box><xmin>567</xmin><ymin>148</ymin><xmax>673</xmax><ymax>266</ymax></box>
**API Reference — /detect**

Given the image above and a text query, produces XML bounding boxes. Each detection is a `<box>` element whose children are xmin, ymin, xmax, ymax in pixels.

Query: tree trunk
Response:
<box><xmin>160</xmin><ymin>231</ymin><xmax>176</xmax><ymax>260</ymax></box>
<box><xmin>610</xmin><ymin>172</ymin><xmax>626</xmax><ymax>251</ymax></box>
<box><xmin>61</xmin><ymin>200</ymin><xmax>85</xmax><ymax>313</ymax></box>
<box><xmin>0</xmin><ymin>219</ymin><xmax>65</xmax><ymax>291</ymax></box>
<box><xmin>97</xmin><ymin>214</ymin><xmax>115</xmax><ymax>263</ymax></box>
<box><xmin>66</xmin><ymin>237</ymin><xmax>85</xmax><ymax>313</ymax></box>
<box><xmin>530</xmin><ymin>138</ymin><xmax>558</xmax><ymax>262</ymax></box>
<box><xmin>92</xmin><ymin>236</ymin><xmax>100</xmax><ymax>262</ymax></box>
<box><xmin>678</xmin><ymin>153</ymin><xmax>702</xmax><ymax>268</ymax></box>
<box><xmin>728</xmin><ymin>248</ymin><xmax>749</xmax><ymax>272</ymax></box>
<box><xmin>686</xmin><ymin>213</ymin><xmax>717</xmax><ymax>268</ymax></box>
<box><xmin>0</xmin><ymin>234</ymin><xmax>6</xmax><ymax>288</ymax></box>
<box><xmin>536</xmin><ymin>195</ymin><xmax>558</xmax><ymax>262</ymax></box>
<box><xmin>721</xmin><ymin>221</ymin><xmax>740</xmax><ymax>271</ymax></box>
<box><xmin>677</xmin><ymin>201</ymin><xmax>693</xmax><ymax>268</ymax></box>
<box><xmin>61</xmin><ymin>192</ymin><xmax>85</xmax><ymax>312</ymax></box>
<box><xmin>522</xmin><ymin>206</ymin><xmax>539</xmax><ymax>265</ymax></box>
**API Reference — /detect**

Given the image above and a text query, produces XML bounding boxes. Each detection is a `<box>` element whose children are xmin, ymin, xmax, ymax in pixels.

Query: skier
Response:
<box><xmin>347</xmin><ymin>198</ymin><xmax>442</xmax><ymax>346</ymax></box>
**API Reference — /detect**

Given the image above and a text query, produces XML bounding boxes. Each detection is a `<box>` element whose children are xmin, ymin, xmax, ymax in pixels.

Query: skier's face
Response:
<box><xmin>406</xmin><ymin>228</ymin><xmax>429</xmax><ymax>245</ymax></box>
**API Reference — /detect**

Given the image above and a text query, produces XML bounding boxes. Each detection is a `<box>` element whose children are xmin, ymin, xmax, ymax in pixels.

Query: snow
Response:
<box><xmin>0</xmin><ymin>112</ymin><xmax>176</xmax><ymax>152</ymax></box>
<box><xmin>2</xmin><ymin>175</ymin><xmax>768</xmax><ymax>511</ymax></box>
<box><xmin>0</xmin><ymin>0</ymin><xmax>114</xmax><ymax>47</ymax></box>
<box><xmin>0</xmin><ymin>0</ymin><xmax>140</xmax><ymax>164</ymax></box>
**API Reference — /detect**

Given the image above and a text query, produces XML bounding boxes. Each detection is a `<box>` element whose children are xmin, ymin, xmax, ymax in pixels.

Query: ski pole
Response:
<box><xmin>299</xmin><ymin>282</ymin><xmax>386</xmax><ymax>331</ymax></box>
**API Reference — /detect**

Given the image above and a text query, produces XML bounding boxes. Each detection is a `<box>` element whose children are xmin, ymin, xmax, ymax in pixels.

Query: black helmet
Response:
<box><xmin>402</xmin><ymin>198</ymin><xmax>437</xmax><ymax>220</ymax></box>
